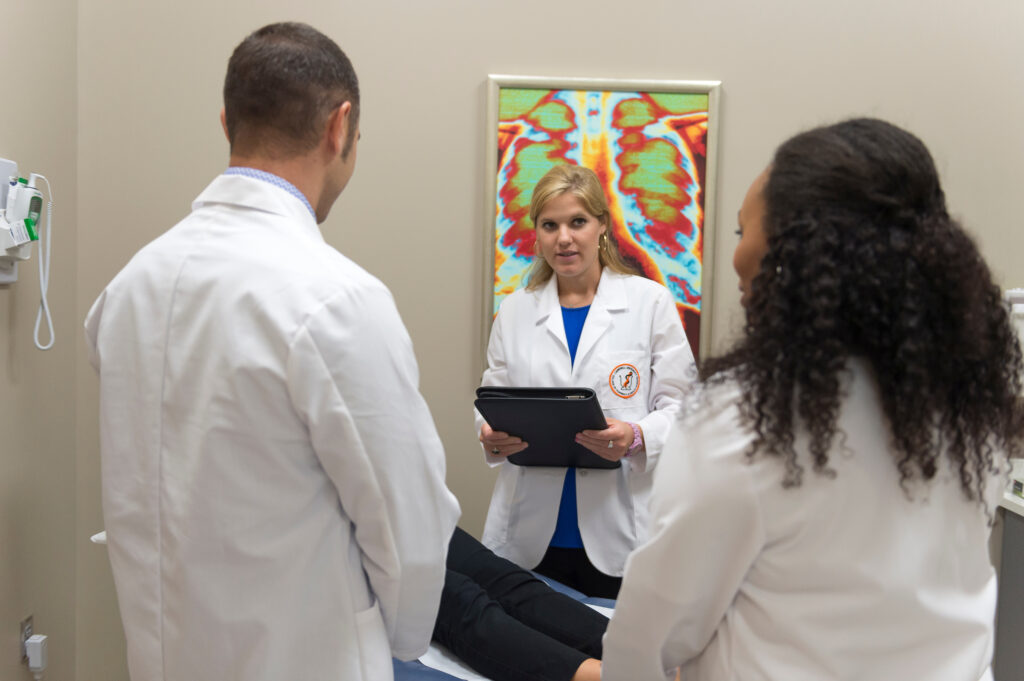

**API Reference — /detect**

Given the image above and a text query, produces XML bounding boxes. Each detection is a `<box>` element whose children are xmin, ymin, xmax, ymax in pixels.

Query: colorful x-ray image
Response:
<box><xmin>493</xmin><ymin>87</ymin><xmax>709</xmax><ymax>357</ymax></box>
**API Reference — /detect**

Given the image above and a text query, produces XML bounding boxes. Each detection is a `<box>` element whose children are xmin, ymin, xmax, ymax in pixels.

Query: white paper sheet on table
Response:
<box><xmin>419</xmin><ymin>643</ymin><xmax>490</xmax><ymax>680</ymax></box>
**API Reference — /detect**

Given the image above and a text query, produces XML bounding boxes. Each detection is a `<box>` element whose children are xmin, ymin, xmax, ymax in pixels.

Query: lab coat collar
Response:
<box><xmin>535</xmin><ymin>268</ymin><xmax>630</xmax><ymax>321</ymax></box>
<box><xmin>192</xmin><ymin>174</ymin><xmax>324</xmax><ymax>243</ymax></box>
<box><xmin>538</xmin><ymin>268</ymin><xmax>630</xmax><ymax>370</ymax></box>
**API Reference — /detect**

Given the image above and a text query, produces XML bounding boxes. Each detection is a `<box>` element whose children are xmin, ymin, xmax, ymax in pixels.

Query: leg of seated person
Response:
<box><xmin>433</xmin><ymin>569</ymin><xmax>595</xmax><ymax>681</ymax></box>
<box><xmin>445</xmin><ymin>528</ymin><xmax>607</xmax><ymax>659</ymax></box>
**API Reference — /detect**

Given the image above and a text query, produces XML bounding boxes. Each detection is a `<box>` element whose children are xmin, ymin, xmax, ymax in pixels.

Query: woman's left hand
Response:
<box><xmin>576</xmin><ymin>418</ymin><xmax>636</xmax><ymax>462</ymax></box>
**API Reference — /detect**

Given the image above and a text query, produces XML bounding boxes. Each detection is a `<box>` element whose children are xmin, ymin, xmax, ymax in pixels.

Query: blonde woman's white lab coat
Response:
<box><xmin>85</xmin><ymin>174</ymin><xmax>460</xmax><ymax>681</ymax></box>
<box><xmin>477</xmin><ymin>269</ymin><xmax>694</xmax><ymax>576</ymax></box>
<box><xmin>603</xmin><ymin>359</ymin><xmax>1000</xmax><ymax>681</ymax></box>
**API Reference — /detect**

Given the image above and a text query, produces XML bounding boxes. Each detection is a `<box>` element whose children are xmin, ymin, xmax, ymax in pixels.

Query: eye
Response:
<box><xmin>572</xmin><ymin>217</ymin><xmax>589</xmax><ymax>227</ymax></box>
<box><xmin>540</xmin><ymin>221</ymin><xmax>557</xmax><ymax>231</ymax></box>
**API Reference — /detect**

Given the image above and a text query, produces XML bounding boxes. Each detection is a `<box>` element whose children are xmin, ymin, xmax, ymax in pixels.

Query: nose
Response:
<box><xmin>556</xmin><ymin>225</ymin><xmax>573</xmax><ymax>245</ymax></box>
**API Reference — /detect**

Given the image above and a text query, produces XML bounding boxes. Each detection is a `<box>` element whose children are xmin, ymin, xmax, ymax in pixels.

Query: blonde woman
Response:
<box><xmin>477</xmin><ymin>164</ymin><xmax>695</xmax><ymax>597</ymax></box>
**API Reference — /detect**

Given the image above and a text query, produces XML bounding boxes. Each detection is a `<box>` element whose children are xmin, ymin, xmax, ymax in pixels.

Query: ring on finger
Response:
<box><xmin>607</xmin><ymin>440</ymin><xmax>614</xmax><ymax>449</ymax></box>
<box><xmin>491</xmin><ymin>447</ymin><xmax>501</xmax><ymax>455</ymax></box>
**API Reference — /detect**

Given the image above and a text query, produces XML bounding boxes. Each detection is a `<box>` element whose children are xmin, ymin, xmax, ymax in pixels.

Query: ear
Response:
<box><xmin>219</xmin><ymin>108</ymin><xmax>229</xmax><ymax>143</ymax></box>
<box><xmin>324</xmin><ymin>101</ymin><xmax>352</xmax><ymax>157</ymax></box>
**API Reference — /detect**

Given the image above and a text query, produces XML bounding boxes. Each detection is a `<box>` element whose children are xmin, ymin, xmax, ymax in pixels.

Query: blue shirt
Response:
<box><xmin>549</xmin><ymin>305</ymin><xmax>590</xmax><ymax>549</ymax></box>
<box><xmin>224</xmin><ymin>167</ymin><xmax>316</xmax><ymax>218</ymax></box>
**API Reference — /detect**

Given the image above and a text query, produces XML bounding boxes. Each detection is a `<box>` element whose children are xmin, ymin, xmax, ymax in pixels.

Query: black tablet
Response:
<box><xmin>474</xmin><ymin>387</ymin><xmax>619</xmax><ymax>469</ymax></box>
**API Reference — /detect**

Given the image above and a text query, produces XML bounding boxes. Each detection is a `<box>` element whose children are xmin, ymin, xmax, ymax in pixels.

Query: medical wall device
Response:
<box><xmin>0</xmin><ymin>157</ymin><xmax>56</xmax><ymax>349</ymax></box>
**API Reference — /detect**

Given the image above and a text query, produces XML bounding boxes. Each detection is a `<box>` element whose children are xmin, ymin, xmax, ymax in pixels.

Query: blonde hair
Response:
<box><xmin>525</xmin><ymin>164</ymin><xmax>636</xmax><ymax>290</ymax></box>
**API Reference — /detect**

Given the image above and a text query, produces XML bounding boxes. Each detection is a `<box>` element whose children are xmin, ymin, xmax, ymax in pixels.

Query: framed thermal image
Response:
<box><xmin>483</xmin><ymin>74</ymin><xmax>721</xmax><ymax>361</ymax></box>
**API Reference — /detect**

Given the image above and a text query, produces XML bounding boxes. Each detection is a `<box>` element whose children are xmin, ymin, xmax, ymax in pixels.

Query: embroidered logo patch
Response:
<box><xmin>609</xmin><ymin>363</ymin><xmax>640</xmax><ymax>398</ymax></box>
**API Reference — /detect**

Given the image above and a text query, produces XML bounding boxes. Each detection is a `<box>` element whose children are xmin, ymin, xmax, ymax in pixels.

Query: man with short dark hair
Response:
<box><xmin>86</xmin><ymin>23</ymin><xmax>460</xmax><ymax>681</ymax></box>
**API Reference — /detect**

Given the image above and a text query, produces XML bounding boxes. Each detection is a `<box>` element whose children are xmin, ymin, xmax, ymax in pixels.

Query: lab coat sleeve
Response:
<box><xmin>286</xmin><ymin>283</ymin><xmax>461</xmax><ymax>660</ymax></box>
<box><xmin>602</xmin><ymin>388</ymin><xmax>764</xmax><ymax>681</ymax></box>
<box><xmin>84</xmin><ymin>288</ymin><xmax>108</xmax><ymax>371</ymax></box>
<box><xmin>630</xmin><ymin>287</ymin><xmax>696</xmax><ymax>474</ymax></box>
<box><xmin>477</xmin><ymin>305</ymin><xmax>512</xmax><ymax>467</ymax></box>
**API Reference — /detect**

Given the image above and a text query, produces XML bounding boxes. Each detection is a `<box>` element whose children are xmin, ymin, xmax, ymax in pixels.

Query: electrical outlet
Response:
<box><xmin>19</xmin><ymin>616</ymin><xmax>33</xmax><ymax>662</ymax></box>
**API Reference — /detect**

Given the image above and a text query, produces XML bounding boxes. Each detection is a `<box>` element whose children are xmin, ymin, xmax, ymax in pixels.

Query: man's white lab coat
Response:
<box><xmin>603</xmin><ymin>359</ymin><xmax>999</xmax><ymax>681</ymax></box>
<box><xmin>477</xmin><ymin>270</ymin><xmax>694</xmax><ymax>576</ymax></box>
<box><xmin>85</xmin><ymin>174</ymin><xmax>460</xmax><ymax>681</ymax></box>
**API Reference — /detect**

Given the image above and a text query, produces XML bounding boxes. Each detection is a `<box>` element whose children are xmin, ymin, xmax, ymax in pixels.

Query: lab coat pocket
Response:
<box><xmin>354</xmin><ymin>599</ymin><xmax>393</xmax><ymax>680</ymax></box>
<box><xmin>596</xmin><ymin>351</ymin><xmax>650</xmax><ymax>414</ymax></box>
<box><xmin>497</xmin><ymin>465</ymin><xmax>524</xmax><ymax>544</ymax></box>
<box><xmin>482</xmin><ymin>465</ymin><xmax>523</xmax><ymax>552</ymax></box>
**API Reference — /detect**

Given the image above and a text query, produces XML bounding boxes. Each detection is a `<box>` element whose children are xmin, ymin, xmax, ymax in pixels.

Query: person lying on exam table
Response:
<box><xmin>419</xmin><ymin>527</ymin><xmax>607</xmax><ymax>681</ymax></box>
<box><xmin>477</xmin><ymin>164</ymin><xmax>695</xmax><ymax>598</ymax></box>
<box><xmin>602</xmin><ymin>118</ymin><xmax>1024</xmax><ymax>681</ymax></box>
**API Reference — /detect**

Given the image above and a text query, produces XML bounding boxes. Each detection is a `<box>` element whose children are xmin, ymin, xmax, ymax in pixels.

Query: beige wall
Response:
<box><xmin>76</xmin><ymin>0</ymin><xmax>1024</xmax><ymax>538</ymax></box>
<box><xmin>0</xmin><ymin>1</ymin><xmax>1018</xmax><ymax>680</ymax></box>
<box><xmin>80</xmin><ymin>0</ymin><xmax>1024</xmax><ymax>535</ymax></box>
<box><xmin>0</xmin><ymin>2</ymin><xmax>79</xmax><ymax>680</ymax></box>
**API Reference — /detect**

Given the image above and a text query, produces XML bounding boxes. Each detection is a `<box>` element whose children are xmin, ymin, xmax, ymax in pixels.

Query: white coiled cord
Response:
<box><xmin>31</xmin><ymin>174</ymin><xmax>54</xmax><ymax>350</ymax></box>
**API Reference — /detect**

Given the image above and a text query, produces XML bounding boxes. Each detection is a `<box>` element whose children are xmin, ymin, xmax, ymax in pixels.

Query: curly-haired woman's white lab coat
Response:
<box><xmin>603</xmin><ymin>359</ymin><xmax>1000</xmax><ymax>681</ymax></box>
<box><xmin>477</xmin><ymin>269</ymin><xmax>695</xmax><ymax>576</ymax></box>
<box><xmin>85</xmin><ymin>174</ymin><xmax>461</xmax><ymax>681</ymax></box>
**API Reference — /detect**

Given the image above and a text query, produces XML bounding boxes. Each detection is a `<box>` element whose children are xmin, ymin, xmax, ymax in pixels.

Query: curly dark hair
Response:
<box><xmin>704</xmin><ymin>118</ymin><xmax>1024</xmax><ymax>499</ymax></box>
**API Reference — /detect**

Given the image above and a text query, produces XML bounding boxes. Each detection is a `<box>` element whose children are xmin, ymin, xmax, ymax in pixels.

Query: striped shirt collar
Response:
<box><xmin>223</xmin><ymin>167</ymin><xmax>315</xmax><ymax>218</ymax></box>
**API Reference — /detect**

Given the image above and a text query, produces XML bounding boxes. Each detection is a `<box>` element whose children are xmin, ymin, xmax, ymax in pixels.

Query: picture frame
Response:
<box><xmin>482</xmin><ymin>74</ymin><xmax>721</xmax><ymax>363</ymax></box>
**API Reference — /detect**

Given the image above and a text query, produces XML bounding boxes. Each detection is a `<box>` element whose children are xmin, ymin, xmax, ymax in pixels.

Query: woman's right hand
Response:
<box><xmin>480</xmin><ymin>423</ymin><xmax>528</xmax><ymax>458</ymax></box>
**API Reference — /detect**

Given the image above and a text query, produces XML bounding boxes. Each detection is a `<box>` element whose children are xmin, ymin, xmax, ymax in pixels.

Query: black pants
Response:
<box><xmin>432</xmin><ymin>527</ymin><xmax>608</xmax><ymax>681</ymax></box>
<box><xmin>534</xmin><ymin>546</ymin><xmax>622</xmax><ymax>600</ymax></box>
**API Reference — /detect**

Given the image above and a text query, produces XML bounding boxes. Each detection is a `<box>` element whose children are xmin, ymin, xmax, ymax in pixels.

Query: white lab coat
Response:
<box><xmin>478</xmin><ymin>269</ymin><xmax>694</xmax><ymax>576</ymax></box>
<box><xmin>85</xmin><ymin>174</ymin><xmax>461</xmax><ymax>681</ymax></box>
<box><xmin>603</xmin><ymin>359</ymin><xmax>1000</xmax><ymax>681</ymax></box>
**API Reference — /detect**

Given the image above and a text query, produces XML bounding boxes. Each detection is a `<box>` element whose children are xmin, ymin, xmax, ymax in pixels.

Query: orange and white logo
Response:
<box><xmin>609</xmin><ymin>363</ymin><xmax>640</xmax><ymax>398</ymax></box>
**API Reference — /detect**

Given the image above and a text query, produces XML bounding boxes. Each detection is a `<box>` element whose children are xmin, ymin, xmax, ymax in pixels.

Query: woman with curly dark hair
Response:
<box><xmin>602</xmin><ymin>118</ymin><xmax>1024</xmax><ymax>681</ymax></box>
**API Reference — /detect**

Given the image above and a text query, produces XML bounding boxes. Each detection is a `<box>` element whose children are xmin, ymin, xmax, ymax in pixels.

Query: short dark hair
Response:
<box><xmin>223</xmin><ymin>22</ymin><xmax>359</xmax><ymax>158</ymax></box>
<box><xmin>704</xmin><ymin>118</ymin><xmax>1024</xmax><ymax>499</ymax></box>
